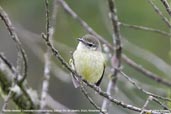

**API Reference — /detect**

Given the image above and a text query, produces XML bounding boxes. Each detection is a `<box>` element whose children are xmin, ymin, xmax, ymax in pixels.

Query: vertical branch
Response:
<box><xmin>108</xmin><ymin>0</ymin><xmax>122</xmax><ymax>86</ymax></box>
<box><xmin>40</xmin><ymin>0</ymin><xmax>58</xmax><ymax>111</ymax></box>
<box><xmin>170</xmin><ymin>1</ymin><xmax>171</xmax><ymax>63</ymax></box>
<box><xmin>45</xmin><ymin>0</ymin><xmax>50</xmax><ymax>40</ymax></box>
<box><xmin>101</xmin><ymin>80</ymin><xmax>113</xmax><ymax>113</ymax></box>
<box><xmin>101</xmin><ymin>0</ymin><xmax>122</xmax><ymax>113</ymax></box>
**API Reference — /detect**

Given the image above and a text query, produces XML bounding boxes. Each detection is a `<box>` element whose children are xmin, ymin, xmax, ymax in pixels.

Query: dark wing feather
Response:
<box><xmin>95</xmin><ymin>65</ymin><xmax>105</xmax><ymax>86</ymax></box>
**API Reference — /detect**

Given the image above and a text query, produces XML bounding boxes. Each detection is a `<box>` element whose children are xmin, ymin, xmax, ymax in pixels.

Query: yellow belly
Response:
<box><xmin>73</xmin><ymin>50</ymin><xmax>105</xmax><ymax>84</ymax></box>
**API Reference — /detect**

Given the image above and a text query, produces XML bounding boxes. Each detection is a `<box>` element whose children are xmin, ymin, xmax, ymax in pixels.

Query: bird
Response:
<box><xmin>70</xmin><ymin>34</ymin><xmax>106</xmax><ymax>88</ymax></box>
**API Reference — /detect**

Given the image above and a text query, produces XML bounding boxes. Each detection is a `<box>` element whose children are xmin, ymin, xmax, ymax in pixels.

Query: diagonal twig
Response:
<box><xmin>140</xmin><ymin>96</ymin><xmax>153</xmax><ymax>114</ymax></box>
<box><xmin>80</xmin><ymin>86</ymin><xmax>106</xmax><ymax>114</ymax></box>
<box><xmin>0</xmin><ymin>6</ymin><xmax>28</xmax><ymax>84</ymax></box>
<box><xmin>120</xmin><ymin>22</ymin><xmax>171</xmax><ymax>37</ymax></box>
<box><xmin>0</xmin><ymin>54</ymin><xmax>38</xmax><ymax>111</ymax></box>
<box><xmin>160</xmin><ymin>0</ymin><xmax>171</xmax><ymax>16</ymax></box>
<box><xmin>119</xmin><ymin>71</ymin><xmax>171</xmax><ymax>102</ymax></box>
<box><xmin>0</xmin><ymin>6</ymin><xmax>29</xmax><ymax>112</ymax></box>
<box><xmin>147</xmin><ymin>0</ymin><xmax>171</xmax><ymax>28</ymax></box>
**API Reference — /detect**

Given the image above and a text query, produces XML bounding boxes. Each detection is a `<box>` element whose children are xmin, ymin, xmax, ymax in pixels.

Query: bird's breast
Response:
<box><xmin>73</xmin><ymin>50</ymin><xmax>105</xmax><ymax>83</ymax></box>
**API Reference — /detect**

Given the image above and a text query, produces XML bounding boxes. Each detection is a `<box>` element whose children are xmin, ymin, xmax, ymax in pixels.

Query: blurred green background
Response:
<box><xmin>0</xmin><ymin>0</ymin><xmax>171</xmax><ymax>114</ymax></box>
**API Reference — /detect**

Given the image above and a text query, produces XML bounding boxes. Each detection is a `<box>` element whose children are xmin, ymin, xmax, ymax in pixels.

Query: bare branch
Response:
<box><xmin>147</xmin><ymin>0</ymin><xmax>171</xmax><ymax>28</ymax></box>
<box><xmin>120</xmin><ymin>22</ymin><xmax>171</xmax><ymax>37</ymax></box>
<box><xmin>153</xmin><ymin>98</ymin><xmax>171</xmax><ymax>112</ymax></box>
<box><xmin>40</xmin><ymin>0</ymin><xmax>59</xmax><ymax>111</ymax></box>
<box><xmin>0</xmin><ymin>54</ymin><xmax>39</xmax><ymax>110</ymax></box>
<box><xmin>140</xmin><ymin>96</ymin><xmax>153</xmax><ymax>114</ymax></box>
<box><xmin>119</xmin><ymin>71</ymin><xmax>171</xmax><ymax>102</ymax></box>
<box><xmin>0</xmin><ymin>6</ymin><xmax>28</xmax><ymax>84</ymax></box>
<box><xmin>122</xmin><ymin>54</ymin><xmax>171</xmax><ymax>87</ymax></box>
<box><xmin>80</xmin><ymin>86</ymin><xmax>106</xmax><ymax>114</ymax></box>
<box><xmin>44</xmin><ymin>0</ymin><xmax>50</xmax><ymax>40</ymax></box>
<box><xmin>101</xmin><ymin>0</ymin><xmax>123</xmax><ymax>112</ymax></box>
<box><xmin>123</xmin><ymin>38</ymin><xmax>171</xmax><ymax>77</ymax></box>
<box><xmin>160</xmin><ymin>0</ymin><xmax>171</xmax><ymax>16</ymax></box>
<box><xmin>107</xmin><ymin>0</ymin><xmax>122</xmax><ymax>80</ymax></box>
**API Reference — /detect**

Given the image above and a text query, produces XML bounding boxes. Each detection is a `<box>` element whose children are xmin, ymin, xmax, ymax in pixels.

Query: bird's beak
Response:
<box><xmin>77</xmin><ymin>38</ymin><xmax>87</xmax><ymax>45</ymax></box>
<box><xmin>77</xmin><ymin>38</ymin><xmax>83</xmax><ymax>42</ymax></box>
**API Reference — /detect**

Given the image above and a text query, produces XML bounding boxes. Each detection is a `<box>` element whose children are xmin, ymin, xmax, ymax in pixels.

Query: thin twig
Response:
<box><xmin>122</xmin><ymin>54</ymin><xmax>171</xmax><ymax>87</ymax></box>
<box><xmin>101</xmin><ymin>80</ymin><xmax>113</xmax><ymax>114</ymax></box>
<box><xmin>119</xmin><ymin>71</ymin><xmax>171</xmax><ymax>102</ymax></box>
<box><xmin>160</xmin><ymin>0</ymin><xmax>171</xmax><ymax>16</ymax></box>
<box><xmin>40</xmin><ymin>0</ymin><xmax>58</xmax><ymax>112</ymax></box>
<box><xmin>45</xmin><ymin>0</ymin><xmax>50</xmax><ymax>40</ymax></box>
<box><xmin>101</xmin><ymin>0</ymin><xmax>122</xmax><ymax>112</ymax></box>
<box><xmin>107</xmin><ymin>0</ymin><xmax>122</xmax><ymax>82</ymax></box>
<box><xmin>57</xmin><ymin>0</ymin><xmax>112</xmax><ymax>48</ymax></box>
<box><xmin>1</xmin><ymin>91</ymin><xmax>14</xmax><ymax>113</ymax></box>
<box><xmin>57</xmin><ymin>0</ymin><xmax>171</xmax><ymax>88</ymax></box>
<box><xmin>40</xmin><ymin>0</ymin><xmax>51</xmax><ymax>112</ymax></box>
<box><xmin>101</xmin><ymin>45</ymin><xmax>112</xmax><ymax>114</ymax></box>
<box><xmin>120</xmin><ymin>22</ymin><xmax>171</xmax><ymax>37</ymax></box>
<box><xmin>153</xmin><ymin>98</ymin><xmax>171</xmax><ymax>112</ymax></box>
<box><xmin>80</xmin><ymin>86</ymin><xmax>106</xmax><ymax>114</ymax></box>
<box><xmin>123</xmin><ymin>38</ymin><xmax>171</xmax><ymax>77</ymax></box>
<box><xmin>147</xmin><ymin>0</ymin><xmax>171</xmax><ymax>28</ymax></box>
<box><xmin>40</xmin><ymin>52</ymin><xmax>51</xmax><ymax>112</ymax></box>
<box><xmin>0</xmin><ymin>54</ymin><xmax>37</xmax><ymax>110</ymax></box>
<box><xmin>0</xmin><ymin>6</ymin><xmax>28</xmax><ymax>84</ymax></box>
<box><xmin>0</xmin><ymin>6</ymin><xmax>38</xmax><ymax>113</ymax></box>
<box><xmin>140</xmin><ymin>96</ymin><xmax>153</xmax><ymax>114</ymax></box>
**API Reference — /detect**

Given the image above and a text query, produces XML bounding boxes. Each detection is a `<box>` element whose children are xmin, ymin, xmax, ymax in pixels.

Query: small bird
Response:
<box><xmin>70</xmin><ymin>34</ymin><xmax>106</xmax><ymax>88</ymax></box>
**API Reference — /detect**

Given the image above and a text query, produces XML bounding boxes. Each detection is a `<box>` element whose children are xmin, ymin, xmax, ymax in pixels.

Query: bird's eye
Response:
<box><xmin>88</xmin><ymin>43</ymin><xmax>95</xmax><ymax>47</ymax></box>
<box><xmin>88</xmin><ymin>43</ymin><xmax>93</xmax><ymax>47</ymax></box>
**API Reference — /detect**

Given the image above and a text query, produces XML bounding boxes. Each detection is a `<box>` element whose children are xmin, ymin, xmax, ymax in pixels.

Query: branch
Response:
<box><xmin>123</xmin><ymin>38</ymin><xmax>171</xmax><ymax>77</ymax></box>
<box><xmin>119</xmin><ymin>71</ymin><xmax>171</xmax><ymax>102</ymax></box>
<box><xmin>147</xmin><ymin>0</ymin><xmax>171</xmax><ymax>28</ymax></box>
<box><xmin>0</xmin><ymin>6</ymin><xmax>28</xmax><ymax>84</ymax></box>
<box><xmin>153</xmin><ymin>98</ymin><xmax>171</xmax><ymax>112</ymax></box>
<box><xmin>140</xmin><ymin>96</ymin><xmax>153</xmax><ymax>114</ymax></box>
<box><xmin>0</xmin><ymin>54</ymin><xmax>39</xmax><ymax>111</ymax></box>
<box><xmin>101</xmin><ymin>0</ymin><xmax>123</xmax><ymax>113</ymax></box>
<box><xmin>120</xmin><ymin>22</ymin><xmax>171</xmax><ymax>37</ymax></box>
<box><xmin>122</xmin><ymin>54</ymin><xmax>171</xmax><ymax>87</ymax></box>
<box><xmin>80</xmin><ymin>86</ymin><xmax>106</xmax><ymax>114</ymax></box>
<box><xmin>40</xmin><ymin>0</ymin><xmax>59</xmax><ymax>111</ymax></box>
<box><xmin>160</xmin><ymin>0</ymin><xmax>171</xmax><ymax>16</ymax></box>
<box><xmin>107</xmin><ymin>0</ymin><xmax>122</xmax><ymax>81</ymax></box>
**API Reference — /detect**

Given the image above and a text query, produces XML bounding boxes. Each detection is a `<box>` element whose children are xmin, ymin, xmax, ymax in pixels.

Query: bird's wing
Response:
<box><xmin>95</xmin><ymin>64</ymin><xmax>105</xmax><ymax>86</ymax></box>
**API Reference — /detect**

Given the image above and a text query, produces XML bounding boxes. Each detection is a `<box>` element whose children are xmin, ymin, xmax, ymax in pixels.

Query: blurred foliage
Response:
<box><xmin>0</xmin><ymin>0</ymin><xmax>171</xmax><ymax>114</ymax></box>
